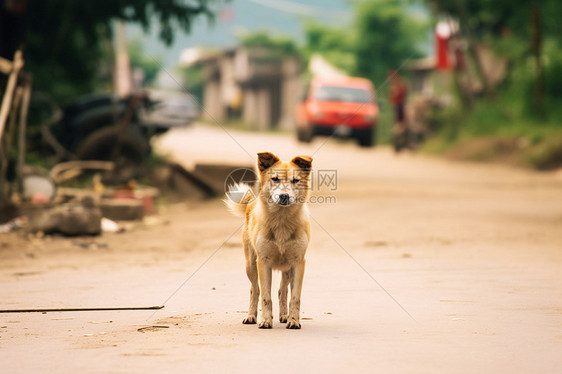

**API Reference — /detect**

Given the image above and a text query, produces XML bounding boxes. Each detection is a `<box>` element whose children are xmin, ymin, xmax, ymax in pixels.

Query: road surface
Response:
<box><xmin>1</xmin><ymin>124</ymin><xmax>561</xmax><ymax>373</ymax></box>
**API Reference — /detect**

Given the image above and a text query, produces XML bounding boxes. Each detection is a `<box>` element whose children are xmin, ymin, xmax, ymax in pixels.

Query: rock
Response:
<box><xmin>193</xmin><ymin>163</ymin><xmax>253</xmax><ymax>194</ymax></box>
<box><xmin>26</xmin><ymin>204</ymin><xmax>102</xmax><ymax>236</ymax></box>
<box><xmin>168</xmin><ymin>163</ymin><xmax>216</xmax><ymax>199</ymax></box>
<box><xmin>100</xmin><ymin>198</ymin><xmax>144</xmax><ymax>221</ymax></box>
<box><xmin>57</xmin><ymin>188</ymin><xmax>102</xmax><ymax>206</ymax></box>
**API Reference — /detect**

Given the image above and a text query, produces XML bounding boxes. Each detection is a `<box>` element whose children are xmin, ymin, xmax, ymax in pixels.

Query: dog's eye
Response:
<box><xmin>271</xmin><ymin>177</ymin><xmax>280</xmax><ymax>183</ymax></box>
<box><xmin>291</xmin><ymin>178</ymin><xmax>300</xmax><ymax>184</ymax></box>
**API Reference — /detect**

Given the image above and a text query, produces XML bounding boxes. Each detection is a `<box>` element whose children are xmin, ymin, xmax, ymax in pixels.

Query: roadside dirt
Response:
<box><xmin>1</xmin><ymin>125</ymin><xmax>561</xmax><ymax>373</ymax></box>
<box><xmin>443</xmin><ymin>135</ymin><xmax>562</xmax><ymax>171</ymax></box>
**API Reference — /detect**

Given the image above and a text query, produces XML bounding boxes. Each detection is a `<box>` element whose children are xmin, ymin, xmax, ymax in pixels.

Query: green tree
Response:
<box><xmin>353</xmin><ymin>1</ymin><xmax>426</xmax><ymax>84</ymax></box>
<box><xmin>24</xmin><ymin>0</ymin><xmax>218</xmax><ymax>103</ymax></box>
<box><xmin>128</xmin><ymin>39</ymin><xmax>161</xmax><ymax>86</ymax></box>
<box><xmin>302</xmin><ymin>22</ymin><xmax>356</xmax><ymax>74</ymax></box>
<box><xmin>237</xmin><ymin>30</ymin><xmax>299</xmax><ymax>56</ymax></box>
<box><xmin>181</xmin><ymin>64</ymin><xmax>205</xmax><ymax>104</ymax></box>
<box><xmin>427</xmin><ymin>0</ymin><xmax>562</xmax><ymax>117</ymax></box>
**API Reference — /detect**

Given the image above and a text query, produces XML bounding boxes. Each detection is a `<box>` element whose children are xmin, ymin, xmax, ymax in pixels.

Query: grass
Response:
<box><xmin>375</xmin><ymin>103</ymin><xmax>394</xmax><ymax>145</ymax></box>
<box><xmin>421</xmin><ymin>96</ymin><xmax>562</xmax><ymax>170</ymax></box>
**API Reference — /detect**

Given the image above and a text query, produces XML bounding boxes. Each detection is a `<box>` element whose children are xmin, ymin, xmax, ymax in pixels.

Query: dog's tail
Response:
<box><xmin>224</xmin><ymin>183</ymin><xmax>255</xmax><ymax>218</ymax></box>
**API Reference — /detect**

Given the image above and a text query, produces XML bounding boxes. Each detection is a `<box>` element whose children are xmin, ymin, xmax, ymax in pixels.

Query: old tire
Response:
<box><xmin>76</xmin><ymin>126</ymin><xmax>149</xmax><ymax>184</ymax></box>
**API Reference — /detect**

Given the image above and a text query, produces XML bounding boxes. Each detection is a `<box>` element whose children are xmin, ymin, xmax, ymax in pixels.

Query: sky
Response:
<box><xmin>127</xmin><ymin>0</ymin><xmax>431</xmax><ymax>68</ymax></box>
<box><xmin>128</xmin><ymin>0</ymin><xmax>353</xmax><ymax>67</ymax></box>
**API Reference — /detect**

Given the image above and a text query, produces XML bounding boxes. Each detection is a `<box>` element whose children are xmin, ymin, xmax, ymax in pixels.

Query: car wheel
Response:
<box><xmin>357</xmin><ymin>128</ymin><xmax>374</xmax><ymax>147</ymax></box>
<box><xmin>297</xmin><ymin>125</ymin><xmax>314</xmax><ymax>143</ymax></box>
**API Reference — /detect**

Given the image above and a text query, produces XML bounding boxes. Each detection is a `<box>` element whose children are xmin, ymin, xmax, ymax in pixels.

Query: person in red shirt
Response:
<box><xmin>388</xmin><ymin>70</ymin><xmax>410</xmax><ymax>152</ymax></box>
<box><xmin>389</xmin><ymin>70</ymin><xmax>408</xmax><ymax>128</ymax></box>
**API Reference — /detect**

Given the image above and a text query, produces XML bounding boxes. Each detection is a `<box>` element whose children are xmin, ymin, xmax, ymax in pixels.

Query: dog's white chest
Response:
<box><xmin>254</xmin><ymin>230</ymin><xmax>308</xmax><ymax>270</ymax></box>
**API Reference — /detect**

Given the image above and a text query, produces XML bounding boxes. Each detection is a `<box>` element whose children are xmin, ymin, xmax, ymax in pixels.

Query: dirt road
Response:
<box><xmin>1</xmin><ymin>124</ymin><xmax>561</xmax><ymax>373</ymax></box>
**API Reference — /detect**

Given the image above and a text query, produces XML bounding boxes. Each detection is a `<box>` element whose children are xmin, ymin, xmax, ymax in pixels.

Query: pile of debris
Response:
<box><xmin>25</xmin><ymin>187</ymin><xmax>158</xmax><ymax>236</ymax></box>
<box><xmin>2</xmin><ymin>176</ymin><xmax>158</xmax><ymax>236</ymax></box>
<box><xmin>0</xmin><ymin>157</ymin><xmax>252</xmax><ymax>236</ymax></box>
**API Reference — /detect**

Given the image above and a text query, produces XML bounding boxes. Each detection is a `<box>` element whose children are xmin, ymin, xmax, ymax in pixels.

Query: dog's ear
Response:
<box><xmin>257</xmin><ymin>152</ymin><xmax>280</xmax><ymax>173</ymax></box>
<box><xmin>291</xmin><ymin>155</ymin><xmax>312</xmax><ymax>172</ymax></box>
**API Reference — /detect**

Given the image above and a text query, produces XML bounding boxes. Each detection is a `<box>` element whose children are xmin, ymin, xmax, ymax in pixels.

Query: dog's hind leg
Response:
<box><xmin>243</xmin><ymin>242</ymin><xmax>259</xmax><ymax>325</ymax></box>
<box><xmin>287</xmin><ymin>260</ymin><xmax>305</xmax><ymax>329</ymax></box>
<box><xmin>278</xmin><ymin>270</ymin><xmax>291</xmax><ymax>323</ymax></box>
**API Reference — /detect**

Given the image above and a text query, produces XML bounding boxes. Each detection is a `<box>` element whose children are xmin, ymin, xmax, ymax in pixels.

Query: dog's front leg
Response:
<box><xmin>287</xmin><ymin>259</ymin><xmax>305</xmax><ymax>329</ymax></box>
<box><xmin>257</xmin><ymin>259</ymin><xmax>273</xmax><ymax>328</ymax></box>
<box><xmin>278</xmin><ymin>270</ymin><xmax>291</xmax><ymax>323</ymax></box>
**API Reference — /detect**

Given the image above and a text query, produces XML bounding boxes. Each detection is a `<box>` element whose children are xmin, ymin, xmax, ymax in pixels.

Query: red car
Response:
<box><xmin>296</xmin><ymin>77</ymin><xmax>379</xmax><ymax>147</ymax></box>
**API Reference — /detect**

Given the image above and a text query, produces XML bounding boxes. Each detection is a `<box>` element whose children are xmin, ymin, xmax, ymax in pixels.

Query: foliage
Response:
<box><xmin>25</xmin><ymin>0</ymin><xmax>218</xmax><ymax>104</ymax></box>
<box><xmin>301</xmin><ymin>22</ymin><xmax>357</xmax><ymax>74</ymax></box>
<box><xmin>301</xmin><ymin>1</ymin><xmax>426</xmax><ymax>84</ymax></box>
<box><xmin>128</xmin><ymin>38</ymin><xmax>162</xmax><ymax>86</ymax></box>
<box><xmin>427</xmin><ymin>0</ymin><xmax>562</xmax><ymax>119</ymax></box>
<box><xmin>237</xmin><ymin>30</ymin><xmax>299</xmax><ymax>56</ymax></box>
<box><xmin>180</xmin><ymin>64</ymin><xmax>205</xmax><ymax>104</ymax></box>
<box><xmin>422</xmin><ymin>83</ymin><xmax>562</xmax><ymax>169</ymax></box>
<box><xmin>353</xmin><ymin>1</ymin><xmax>426</xmax><ymax>84</ymax></box>
<box><xmin>428</xmin><ymin>0</ymin><xmax>561</xmax><ymax>42</ymax></box>
<box><xmin>420</xmin><ymin>0</ymin><xmax>562</xmax><ymax>169</ymax></box>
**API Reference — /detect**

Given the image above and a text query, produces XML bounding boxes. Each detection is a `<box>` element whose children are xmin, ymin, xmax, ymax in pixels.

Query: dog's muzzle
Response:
<box><xmin>279</xmin><ymin>193</ymin><xmax>290</xmax><ymax>206</ymax></box>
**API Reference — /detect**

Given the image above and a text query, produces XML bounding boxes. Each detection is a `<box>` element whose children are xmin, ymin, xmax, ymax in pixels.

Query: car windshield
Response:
<box><xmin>314</xmin><ymin>86</ymin><xmax>372</xmax><ymax>103</ymax></box>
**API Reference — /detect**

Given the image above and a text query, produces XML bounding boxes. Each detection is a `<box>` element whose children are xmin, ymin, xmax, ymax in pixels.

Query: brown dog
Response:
<box><xmin>225</xmin><ymin>152</ymin><xmax>312</xmax><ymax>329</ymax></box>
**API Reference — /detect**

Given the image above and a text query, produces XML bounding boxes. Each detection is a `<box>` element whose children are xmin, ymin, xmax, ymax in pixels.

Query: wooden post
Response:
<box><xmin>1</xmin><ymin>86</ymin><xmax>22</xmax><ymax>191</ymax></box>
<box><xmin>0</xmin><ymin>50</ymin><xmax>24</xmax><ymax>214</ymax></box>
<box><xmin>17</xmin><ymin>77</ymin><xmax>32</xmax><ymax>193</ymax></box>
<box><xmin>0</xmin><ymin>50</ymin><xmax>24</xmax><ymax>141</ymax></box>
<box><xmin>114</xmin><ymin>21</ymin><xmax>132</xmax><ymax>97</ymax></box>
<box><xmin>5</xmin><ymin>86</ymin><xmax>23</xmax><ymax>157</ymax></box>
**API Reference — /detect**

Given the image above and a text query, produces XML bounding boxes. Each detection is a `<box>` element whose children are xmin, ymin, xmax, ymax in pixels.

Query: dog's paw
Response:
<box><xmin>243</xmin><ymin>316</ymin><xmax>257</xmax><ymax>324</ymax></box>
<box><xmin>286</xmin><ymin>318</ymin><xmax>301</xmax><ymax>329</ymax></box>
<box><xmin>279</xmin><ymin>315</ymin><xmax>288</xmax><ymax>323</ymax></box>
<box><xmin>258</xmin><ymin>320</ymin><xmax>273</xmax><ymax>329</ymax></box>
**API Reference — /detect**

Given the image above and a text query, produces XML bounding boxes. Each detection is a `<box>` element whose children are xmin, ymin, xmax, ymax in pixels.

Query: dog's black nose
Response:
<box><xmin>279</xmin><ymin>193</ymin><xmax>290</xmax><ymax>205</ymax></box>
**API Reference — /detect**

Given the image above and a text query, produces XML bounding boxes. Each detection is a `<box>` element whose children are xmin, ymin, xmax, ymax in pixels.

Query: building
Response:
<box><xmin>183</xmin><ymin>47</ymin><xmax>301</xmax><ymax>131</ymax></box>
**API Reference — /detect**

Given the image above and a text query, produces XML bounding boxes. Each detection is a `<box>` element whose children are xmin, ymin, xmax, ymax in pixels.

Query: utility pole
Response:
<box><xmin>114</xmin><ymin>21</ymin><xmax>132</xmax><ymax>97</ymax></box>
